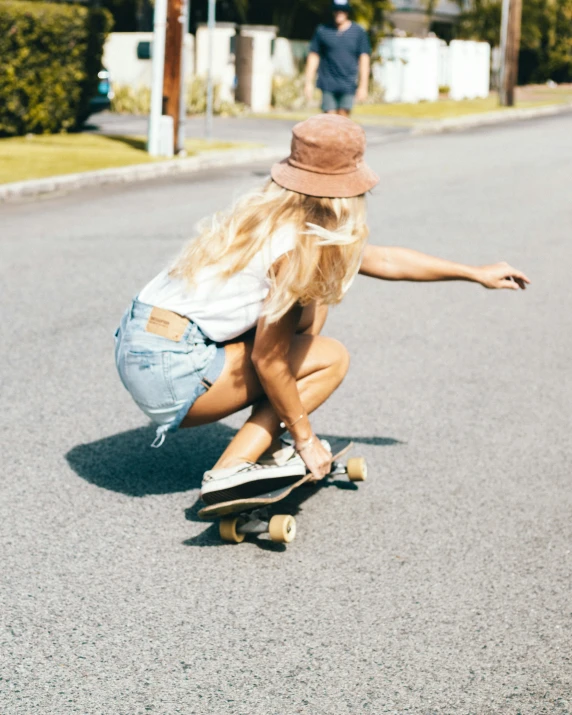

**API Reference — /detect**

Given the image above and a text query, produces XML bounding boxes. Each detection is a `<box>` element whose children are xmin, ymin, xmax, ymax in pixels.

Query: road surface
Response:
<box><xmin>87</xmin><ymin>110</ymin><xmax>408</xmax><ymax>146</ymax></box>
<box><xmin>1</xmin><ymin>115</ymin><xmax>571</xmax><ymax>714</ymax></box>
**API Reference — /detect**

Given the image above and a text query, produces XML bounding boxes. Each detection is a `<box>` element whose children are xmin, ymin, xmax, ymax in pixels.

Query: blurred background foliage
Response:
<box><xmin>100</xmin><ymin>0</ymin><xmax>392</xmax><ymax>42</ymax></box>
<box><xmin>0</xmin><ymin>1</ymin><xmax>112</xmax><ymax>136</ymax></box>
<box><xmin>458</xmin><ymin>0</ymin><xmax>572</xmax><ymax>82</ymax></box>
<box><xmin>98</xmin><ymin>0</ymin><xmax>571</xmax><ymax>83</ymax></box>
<box><xmin>111</xmin><ymin>77</ymin><xmax>245</xmax><ymax>116</ymax></box>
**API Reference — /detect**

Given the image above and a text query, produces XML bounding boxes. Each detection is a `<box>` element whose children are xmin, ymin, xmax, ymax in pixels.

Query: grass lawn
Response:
<box><xmin>0</xmin><ymin>133</ymin><xmax>254</xmax><ymax>185</ymax></box>
<box><xmin>355</xmin><ymin>86</ymin><xmax>572</xmax><ymax>121</ymax></box>
<box><xmin>255</xmin><ymin>85</ymin><xmax>572</xmax><ymax>125</ymax></box>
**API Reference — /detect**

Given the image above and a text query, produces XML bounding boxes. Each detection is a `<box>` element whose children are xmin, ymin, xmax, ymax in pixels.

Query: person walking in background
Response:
<box><xmin>304</xmin><ymin>0</ymin><xmax>371</xmax><ymax>116</ymax></box>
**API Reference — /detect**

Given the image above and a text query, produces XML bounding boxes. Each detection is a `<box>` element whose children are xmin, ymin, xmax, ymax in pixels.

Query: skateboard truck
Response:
<box><xmin>220</xmin><ymin>508</ymin><xmax>296</xmax><ymax>544</ymax></box>
<box><xmin>216</xmin><ymin>456</ymin><xmax>367</xmax><ymax>545</ymax></box>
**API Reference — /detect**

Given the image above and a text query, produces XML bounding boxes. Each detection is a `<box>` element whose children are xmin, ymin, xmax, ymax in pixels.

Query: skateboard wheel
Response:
<box><xmin>268</xmin><ymin>514</ymin><xmax>296</xmax><ymax>544</ymax></box>
<box><xmin>347</xmin><ymin>457</ymin><xmax>367</xmax><ymax>482</ymax></box>
<box><xmin>219</xmin><ymin>517</ymin><xmax>245</xmax><ymax>543</ymax></box>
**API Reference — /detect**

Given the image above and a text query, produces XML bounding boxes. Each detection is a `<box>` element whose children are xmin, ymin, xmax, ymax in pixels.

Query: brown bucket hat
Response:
<box><xmin>271</xmin><ymin>114</ymin><xmax>379</xmax><ymax>199</ymax></box>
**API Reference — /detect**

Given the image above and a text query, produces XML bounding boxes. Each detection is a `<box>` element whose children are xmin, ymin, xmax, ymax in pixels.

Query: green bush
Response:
<box><xmin>272</xmin><ymin>74</ymin><xmax>384</xmax><ymax>110</ymax></box>
<box><xmin>272</xmin><ymin>74</ymin><xmax>320</xmax><ymax>110</ymax></box>
<box><xmin>185</xmin><ymin>76</ymin><xmax>245</xmax><ymax>117</ymax></box>
<box><xmin>0</xmin><ymin>1</ymin><xmax>112</xmax><ymax>136</ymax></box>
<box><xmin>111</xmin><ymin>78</ymin><xmax>246</xmax><ymax>117</ymax></box>
<box><xmin>110</xmin><ymin>84</ymin><xmax>152</xmax><ymax>115</ymax></box>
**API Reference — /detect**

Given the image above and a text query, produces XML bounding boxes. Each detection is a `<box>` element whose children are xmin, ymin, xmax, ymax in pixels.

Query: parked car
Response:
<box><xmin>88</xmin><ymin>68</ymin><xmax>114</xmax><ymax>115</ymax></box>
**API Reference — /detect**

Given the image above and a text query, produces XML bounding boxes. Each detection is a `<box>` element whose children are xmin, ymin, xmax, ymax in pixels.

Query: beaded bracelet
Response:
<box><xmin>279</xmin><ymin>412</ymin><xmax>306</xmax><ymax>430</ymax></box>
<box><xmin>295</xmin><ymin>435</ymin><xmax>315</xmax><ymax>453</ymax></box>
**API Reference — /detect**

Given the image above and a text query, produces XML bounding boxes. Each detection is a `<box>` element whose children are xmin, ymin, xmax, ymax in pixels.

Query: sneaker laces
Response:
<box><xmin>202</xmin><ymin>461</ymin><xmax>270</xmax><ymax>483</ymax></box>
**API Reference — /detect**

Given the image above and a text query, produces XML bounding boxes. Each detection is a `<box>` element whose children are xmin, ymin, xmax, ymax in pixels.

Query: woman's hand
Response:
<box><xmin>296</xmin><ymin>436</ymin><xmax>332</xmax><ymax>481</ymax></box>
<box><xmin>476</xmin><ymin>262</ymin><xmax>531</xmax><ymax>290</ymax></box>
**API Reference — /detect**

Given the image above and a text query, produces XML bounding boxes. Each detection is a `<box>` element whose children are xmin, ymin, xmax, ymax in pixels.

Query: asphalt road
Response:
<box><xmin>1</xmin><ymin>115</ymin><xmax>571</xmax><ymax>714</ymax></box>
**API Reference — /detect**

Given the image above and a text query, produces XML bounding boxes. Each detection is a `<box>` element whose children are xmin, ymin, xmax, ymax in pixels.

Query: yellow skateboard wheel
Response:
<box><xmin>347</xmin><ymin>457</ymin><xmax>367</xmax><ymax>482</ymax></box>
<box><xmin>268</xmin><ymin>514</ymin><xmax>296</xmax><ymax>543</ymax></box>
<box><xmin>219</xmin><ymin>517</ymin><xmax>245</xmax><ymax>543</ymax></box>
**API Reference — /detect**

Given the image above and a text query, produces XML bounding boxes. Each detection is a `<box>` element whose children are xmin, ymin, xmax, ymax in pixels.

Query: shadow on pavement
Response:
<box><xmin>182</xmin><ymin>433</ymin><xmax>403</xmax><ymax>550</ymax></box>
<box><xmin>65</xmin><ymin>422</ymin><xmax>237</xmax><ymax>497</ymax></box>
<box><xmin>66</xmin><ymin>427</ymin><xmax>403</xmax><ymax>501</ymax></box>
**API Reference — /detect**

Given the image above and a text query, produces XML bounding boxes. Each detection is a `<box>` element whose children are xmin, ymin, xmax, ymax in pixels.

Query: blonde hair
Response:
<box><xmin>170</xmin><ymin>180</ymin><xmax>369</xmax><ymax>323</ymax></box>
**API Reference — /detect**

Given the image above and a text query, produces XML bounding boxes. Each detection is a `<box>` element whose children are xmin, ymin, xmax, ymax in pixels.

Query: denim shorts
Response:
<box><xmin>114</xmin><ymin>299</ymin><xmax>226</xmax><ymax>446</ymax></box>
<box><xmin>321</xmin><ymin>90</ymin><xmax>355</xmax><ymax>112</ymax></box>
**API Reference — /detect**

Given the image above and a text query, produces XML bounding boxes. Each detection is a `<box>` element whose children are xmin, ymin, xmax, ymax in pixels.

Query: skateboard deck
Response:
<box><xmin>198</xmin><ymin>439</ymin><xmax>356</xmax><ymax>520</ymax></box>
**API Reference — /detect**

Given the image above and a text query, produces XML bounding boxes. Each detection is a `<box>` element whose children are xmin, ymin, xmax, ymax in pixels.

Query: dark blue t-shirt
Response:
<box><xmin>309</xmin><ymin>22</ymin><xmax>371</xmax><ymax>94</ymax></box>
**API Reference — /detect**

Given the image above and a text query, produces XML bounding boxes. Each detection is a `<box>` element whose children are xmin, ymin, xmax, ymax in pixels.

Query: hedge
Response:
<box><xmin>0</xmin><ymin>1</ymin><xmax>113</xmax><ymax>136</ymax></box>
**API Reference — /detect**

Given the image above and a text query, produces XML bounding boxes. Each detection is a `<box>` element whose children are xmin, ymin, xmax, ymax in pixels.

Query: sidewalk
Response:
<box><xmin>85</xmin><ymin>112</ymin><xmax>408</xmax><ymax>145</ymax></box>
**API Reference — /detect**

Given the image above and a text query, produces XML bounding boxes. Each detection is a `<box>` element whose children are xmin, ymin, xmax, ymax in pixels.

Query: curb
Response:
<box><xmin>0</xmin><ymin>144</ymin><xmax>288</xmax><ymax>203</ymax></box>
<box><xmin>412</xmin><ymin>102</ymin><xmax>572</xmax><ymax>135</ymax></box>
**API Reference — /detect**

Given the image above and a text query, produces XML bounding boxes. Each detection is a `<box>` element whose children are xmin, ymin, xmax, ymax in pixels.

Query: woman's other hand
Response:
<box><xmin>296</xmin><ymin>436</ymin><xmax>332</xmax><ymax>481</ymax></box>
<box><xmin>477</xmin><ymin>262</ymin><xmax>531</xmax><ymax>290</ymax></box>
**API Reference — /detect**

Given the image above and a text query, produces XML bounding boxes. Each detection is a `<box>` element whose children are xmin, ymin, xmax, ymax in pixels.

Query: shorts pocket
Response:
<box><xmin>118</xmin><ymin>350</ymin><xmax>176</xmax><ymax>409</ymax></box>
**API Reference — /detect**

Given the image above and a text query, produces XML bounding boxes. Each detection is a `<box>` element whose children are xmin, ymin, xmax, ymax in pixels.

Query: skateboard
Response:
<box><xmin>198</xmin><ymin>439</ymin><xmax>367</xmax><ymax>545</ymax></box>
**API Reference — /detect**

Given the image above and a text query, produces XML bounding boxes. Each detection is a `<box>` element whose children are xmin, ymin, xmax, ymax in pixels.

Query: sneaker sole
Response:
<box><xmin>201</xmin><ymin>474</ymin><xmax>304</xmax><ymax>505</ymax></box>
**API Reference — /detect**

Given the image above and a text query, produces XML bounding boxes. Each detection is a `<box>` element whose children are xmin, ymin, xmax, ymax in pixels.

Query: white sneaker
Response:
<box><xmin>200</xmin><ymin>459</ymin><xmax>306</xmax><ymax>505</ymax></box>
<box><xmin>257</xmin><ymin>440</ymin><xmax>303</xmax><ymax>468</ymax></box>
<box><xmin>258</xmin><ymin>438</ymin><xmax>331</xmax><ymax>468</ymax></box>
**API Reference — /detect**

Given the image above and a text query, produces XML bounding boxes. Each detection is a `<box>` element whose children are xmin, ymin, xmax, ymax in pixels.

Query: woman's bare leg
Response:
<box><xmin>214</xmin><ymin>337</ymin><xmax>348</xmax><ymax>468</ymax></box>
<box><xmin>298</xmin><ymin>302</ymin><xmax>328</xmax><ymax>335</ymax></box>
<box><xmin>182</xmin><ymin>324</ymin><xmax>348</xmax><ymax>468</ymax></box>
<box><xmin>257</xmin><ymin>302</ymin><xmax>328</xmax><ymax>455</ymax></box>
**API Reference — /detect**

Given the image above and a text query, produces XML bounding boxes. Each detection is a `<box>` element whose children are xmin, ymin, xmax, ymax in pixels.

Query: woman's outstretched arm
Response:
<box><xmin>359</xmin><ymin>245</ymin><xmax>531</xmax><ymax>290</ymax></box>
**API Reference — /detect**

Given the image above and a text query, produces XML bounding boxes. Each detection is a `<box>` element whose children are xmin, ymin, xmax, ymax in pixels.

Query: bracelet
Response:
<box><xmin>295</xmin><ymin>435</ymin><xmax>315</xmax><ymax>453</ymax></box>
<box><xmin>279</xmin><ymin>412</ymin><xmax>306</xmax><ymax>430</ymax></box>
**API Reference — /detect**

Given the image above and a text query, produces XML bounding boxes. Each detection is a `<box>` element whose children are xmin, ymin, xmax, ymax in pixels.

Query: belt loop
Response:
<box><xmin>200</xmin><ymin>377</ymin><xmax>213</xmax><ymax>391</ymax></box>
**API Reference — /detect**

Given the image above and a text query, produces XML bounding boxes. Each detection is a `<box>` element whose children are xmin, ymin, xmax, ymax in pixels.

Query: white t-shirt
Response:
<box><xmin>138</xmin><ymin>224</ymin><xmax>297</xmax><ymax>343</ymax></box>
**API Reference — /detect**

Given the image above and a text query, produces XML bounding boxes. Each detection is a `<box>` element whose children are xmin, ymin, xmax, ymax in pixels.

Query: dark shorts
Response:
<box><xmin>321</xmin><ymin>90</ymin><xmax>355</xmax><ymax>112</ymax></box>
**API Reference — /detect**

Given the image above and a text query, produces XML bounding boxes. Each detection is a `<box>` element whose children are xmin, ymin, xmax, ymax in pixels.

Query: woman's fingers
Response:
<box><xmin>505</xmin><ymin>267</ymin><xmax>531</xmax><ymax>287</ymax></box>
<box><xmin>513</xmin><ymin>276</ymin><xmax>528</xmax><ymax>289</ymax></box>
<box><xmin>311</xmin><ymin>452</ymin><xmax>332</xmax><ymax>481</ymax></box>
<box><xmin>479</xmin><ymin>263</ymin><xmax>531</xmax><ymax>290</ymax></box>
<box><xmin>502</xmin><ymin>271</ymin><xmax>530</xmax><ymax>290</ymax></box>
<box><xmin>300</xmin><ymin>439</ymin><xmax>333</xmax><ymax>481</ymax></box>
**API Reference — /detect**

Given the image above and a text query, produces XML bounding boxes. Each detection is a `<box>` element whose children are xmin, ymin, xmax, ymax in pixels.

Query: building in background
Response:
<box><xmin>391</xmin><ymin>0</ymin><xmax>466</xmax><ymax>40</ymax></box>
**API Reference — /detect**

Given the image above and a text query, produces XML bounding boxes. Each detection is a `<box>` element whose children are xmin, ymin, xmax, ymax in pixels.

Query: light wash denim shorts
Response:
<box><xmin>115</xmin><ymin>299</ymin><xmax>226</xmax><ymax>446</ymax></box>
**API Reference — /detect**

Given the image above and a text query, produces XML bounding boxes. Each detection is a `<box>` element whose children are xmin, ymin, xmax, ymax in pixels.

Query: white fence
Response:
<box><xmin>374</xmin><ymin>37</ymin><xmax>491</xmax><ymax>103</ymax></box>
<box><xmin>103</xmin><ymin>32</ymin><xmax>194</xmax><ymax>89</ymax></box>
<box><xmin>448</xmin><ymin>40</ymin><xmax>491</xmax><ymax>100</ymax></box>
<box><xmin>103</xmin><ymin>32</ymin><xmax>491</xmax><ymax>108</ymax></box>
<box><xmin>195</xmin><ymin>23</ymin><xmax>236</xmax><ymax>102</ymax></box>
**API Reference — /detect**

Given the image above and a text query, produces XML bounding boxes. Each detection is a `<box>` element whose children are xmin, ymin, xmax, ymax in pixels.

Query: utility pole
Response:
<box><xmin>177</xmin><ymin>0</ymin><xmax>190</xmax><ymax>154</ymax></box>
<box><xmin>205</xmin><ymin>0</ymin><xmax>216</xmax><ymax>140</ymax></box>
<box><xmin>499</xmin><ymin>0</ymin><xmax>523</xmax><ymax>106</ymax></box>
<box><xmin>148</xmin><ymin>0</ymin><xmax>168</xmax><ymax>156</ymax></box>
<box><xmin>163</xmin><ymin>0</ymin><xmax>188</xmax><ymax>155</ymax></box>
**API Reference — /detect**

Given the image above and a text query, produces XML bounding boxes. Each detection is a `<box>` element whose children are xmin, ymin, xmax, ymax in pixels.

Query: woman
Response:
<box><xmin>115</xmin><ymin>114</ymin><xmax>529</xmax><ymax>505</ymax></box>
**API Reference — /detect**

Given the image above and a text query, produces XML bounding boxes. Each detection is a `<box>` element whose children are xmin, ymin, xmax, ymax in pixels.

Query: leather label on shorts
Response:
<box><xmin>145</xmin><ymin>307</ymin><xmax>188</xmax><ymax>342</ymax></box>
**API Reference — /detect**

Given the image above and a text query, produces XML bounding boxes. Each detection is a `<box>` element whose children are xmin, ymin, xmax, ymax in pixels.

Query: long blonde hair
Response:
<box><xmin>170</xmin><ymin>180</ymin><xmax>369</xmax><ymax>323</ymax></box>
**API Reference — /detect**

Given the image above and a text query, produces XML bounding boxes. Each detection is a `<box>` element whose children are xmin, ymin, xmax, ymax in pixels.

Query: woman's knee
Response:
<box><xmin>328</xmin><ymin>338</ymin><xmax>350</xmax><ymax>382</ymax></box>
<box><xmin>289</xmin><ymin>334</ymin><xmax>349</xmax><ymax>382</ymax></box>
